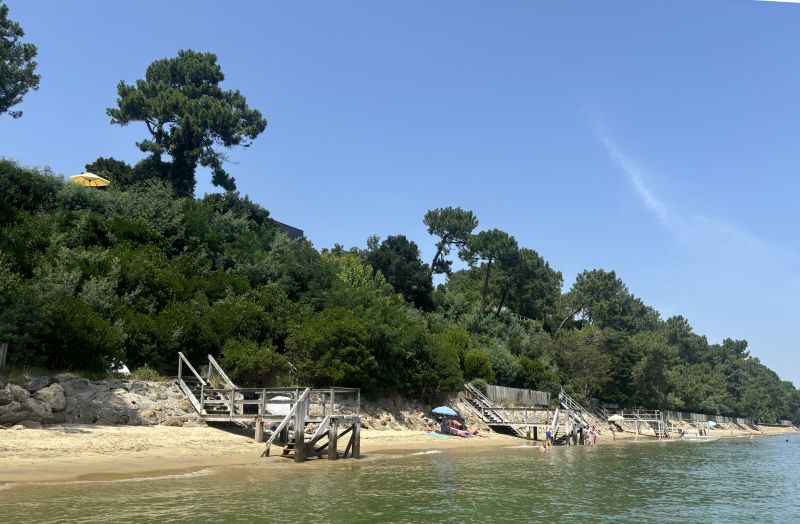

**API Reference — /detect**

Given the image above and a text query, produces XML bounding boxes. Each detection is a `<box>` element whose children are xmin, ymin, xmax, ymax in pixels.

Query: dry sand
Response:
<box><xmin>0</xmin><ymin>425</ymin><xmax>516</xmax><ymax>483</ymax></box>
<box><xmin>1</xmin><ymin>422</ymin><xmax>795</xmax><ymax>483</ymax></box>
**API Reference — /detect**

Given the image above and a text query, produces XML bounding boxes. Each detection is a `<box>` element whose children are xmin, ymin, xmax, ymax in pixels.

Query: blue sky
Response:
<box><xmin>2</xmin><ymin>1</ymin><xmax>799</xmax><ymax>385</ymax></box>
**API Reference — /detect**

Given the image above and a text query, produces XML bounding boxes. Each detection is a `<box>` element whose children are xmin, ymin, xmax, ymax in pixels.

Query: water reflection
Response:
<box><xmin>1</xmin><ymin>436</ymin><xmax>798</xmax><ymax>523</ymax></box>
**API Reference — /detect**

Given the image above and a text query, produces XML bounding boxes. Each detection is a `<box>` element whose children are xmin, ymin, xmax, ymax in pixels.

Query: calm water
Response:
<box><xmin>1</xmin><ymin>435</ymin><xmax>798</xmax><ymax>523</ymax></box>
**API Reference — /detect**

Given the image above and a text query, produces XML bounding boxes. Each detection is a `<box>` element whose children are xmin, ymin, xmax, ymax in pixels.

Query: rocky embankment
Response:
<box><xmin>0</xmin><ymin>375</ymin><xmax>204</xmax><ymax>429</ymax></box>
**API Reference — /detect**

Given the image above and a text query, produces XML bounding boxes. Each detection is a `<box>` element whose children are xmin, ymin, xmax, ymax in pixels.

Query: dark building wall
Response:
<box><xmin>271</xmin><ymin>219</ymin><xmax>304</xmax><ymax>239</ymax></box>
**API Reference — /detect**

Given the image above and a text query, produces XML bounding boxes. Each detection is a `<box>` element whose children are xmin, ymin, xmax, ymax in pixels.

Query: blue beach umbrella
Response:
<box><xmin>432</xmin><ymin>406</ymin><xmax>459</xmax><ymax>417</ymax></box>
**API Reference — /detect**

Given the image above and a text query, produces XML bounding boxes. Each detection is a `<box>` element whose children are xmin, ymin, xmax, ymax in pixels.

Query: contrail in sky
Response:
<box><xmin>595</xmin><ymin>130</ymin><xmax>671</xmax><ymax>227</ymax></box>
<box><xmin>757</xmin><ymin>0</ymin><xmax>800</xmax><ymax>4</ymax></box>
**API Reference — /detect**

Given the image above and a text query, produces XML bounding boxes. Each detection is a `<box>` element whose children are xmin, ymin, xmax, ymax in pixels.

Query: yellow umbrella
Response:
<box><xmin>69</xmin><ymin>172</ymin><xmax>111</xmax><ymax>187</ymax></box>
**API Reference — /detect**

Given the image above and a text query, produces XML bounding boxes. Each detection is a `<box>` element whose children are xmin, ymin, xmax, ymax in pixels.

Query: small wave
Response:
<box><xmin>113</xmin><ymin>468</ymin><xmax>215</xmax><ymax>483</ymax></box>
<box><xmin>29</xmin><ymin>468</ymin><xmax>215</xmax><ymax>488</ymax></box>
<box><xmin>507</xmin><ymin>445</ymin><xmax>537</xmax><ymax>449</ymax></box>
<box><xmin>412</xmin><ymin>450</ymin><xmax>442</xmax><ymax>456</ymax></box>
<box><xmin>0</xmin><ymin>483</ymin><xmax>13</xmax><ymax>492</ymax></box>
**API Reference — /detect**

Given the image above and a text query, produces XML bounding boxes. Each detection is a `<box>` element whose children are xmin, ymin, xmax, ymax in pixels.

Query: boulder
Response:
<box><xmin>1</xmin><ymin>410</ymin><xmax>34</xmax><ymax>425</ymax></box>
<box><xmin>10</xmin><ymin>425</ymin><xmax>25</xmax><ymax>431</ymax></box>
<box><xmin>0</xmin><ymin>388</ymin><xmax>12</xmax><ymax>406</ymax></box>
<box><xmin>22</xmin><ymin>397</ymin><xmax>52</xmax><ymax>420</ymax></box>
<box><xmin>0</xmin><ymin>400</ymin><xmax>20</xmax><ymax>416</ymax></box>
<box><xmin>182</xmin><ymin>418</ymin><xmax>206</xmax><ymax>428</ymax></box>
<box><xmin>159</xmin><ymin>417</ymin><xmax>185</xmax><ymax>427</ymax></box>
<box><xmin>63</xmin><ymin>395</ymin><xmax>98</xmax><ymax>424</ymax></box>
<box><xmin>7</xmin><ymin>384</ymin><xmax>30</xmax><ymax>403</ymax></box>
<box><xmin>45</xmin><ymin>410</ymin><xmax>66</xmax><ymax>424</ymax></box>
<box><xmin>60</xmin><ymin>378</ymin><xmax>93</xmax><ymax>395</ymax></box>
<box><xmin>95</xmin><ymin>405</ymin><xmax>132</xmax><ymax>425</ymax></box>
<box><xmin>34</xmin><ymin>383</ymin><xmax>66</xmax><ymax>412</ymax></box>
<box><xmin>17</xmin><ymin>419</ymin><xmax>43</xmax><ymax>429</ymax></box>
<box><xmin>23</xmin><ymin>376</ymin><xmax>51</xmax><ymax>393</ymax></box>
<box><xmin>139</xmin><ymin>408</ymin><xmax>160</xmax><ymax>425</ymax></box>
<box><xmin>107</xmin><ymin>380</ymin><xmax>131</xmax><ymax>391</ymax></box>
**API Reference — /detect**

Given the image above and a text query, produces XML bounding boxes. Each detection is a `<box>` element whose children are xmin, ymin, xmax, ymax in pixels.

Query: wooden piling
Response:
<box><xmin>295</xmin><ymin>396</ymin><xmax>306</xmax><ymax>463</ymax></box>
<box><xmin>353</xmin><ymin>421</ymin><xmax>361</xmax><ymax>459</ymax></box>
<box><xmin>328</xmin><ymin>419</ymin><xmax>339</xmax><ymax>460</ymax></box>
<box><xmin>255</xmin><ymin>418</ymin><xmax>264</xmax><ymax>443</ymax></box>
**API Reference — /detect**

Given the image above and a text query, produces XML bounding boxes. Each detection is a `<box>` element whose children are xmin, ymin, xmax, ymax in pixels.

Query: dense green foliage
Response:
<box><xmin>0</xmin><ymin>1</ymin><xmax>39</xmax><ymax>118</ymax></box>
<box><xmin>0</xmin><ymin>158</ymin><xmax>798</xmax><ymax>420</ymax></box>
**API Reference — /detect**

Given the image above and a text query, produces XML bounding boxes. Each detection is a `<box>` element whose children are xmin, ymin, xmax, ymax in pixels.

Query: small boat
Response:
<box><xmin>681</xmin><ymin>434</ymin><xmax>720</xmax><ymax>442</ymax></box>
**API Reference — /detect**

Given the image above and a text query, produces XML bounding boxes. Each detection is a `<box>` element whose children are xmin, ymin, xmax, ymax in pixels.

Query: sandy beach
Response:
<box><xmin>1</xmin><ymin>422</ymin><xmax>796</xmax><ymax>483</ymax></box>
<box><xmin>0</xmin><ymin>425</ymin><xmax>520</xmax><ymax>483</ymax></box>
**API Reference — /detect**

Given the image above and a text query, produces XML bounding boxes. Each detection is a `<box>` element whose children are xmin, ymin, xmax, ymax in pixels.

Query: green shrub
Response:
<box><xmin>471</xmin><ymin>378</ymin><xmax>488</xmax><ymax>394</ymax></box>
<box><xmin>130</xmin><ymin>365</ymin><xmax>165</xmax><ymax>382</ymax></box>
<box><xmin>220</xmin><ymin>338</ymin><xmax>290</xmax><ymax>387</ymax></box>
<box><xmin>463</xmin><ymin>349</ymin><xmax>495</xmax><ymax>383</ymax></box>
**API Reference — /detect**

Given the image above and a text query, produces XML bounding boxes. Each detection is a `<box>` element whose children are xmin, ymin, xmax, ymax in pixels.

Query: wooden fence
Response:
<box><xmin>663</xmin><ymin>409</ymin><xmax>754</xmax><ymax>426</ymax></box>
<box><xmin>486</xmin><ymin>385</ymin><xmax>549</xmax><ymax>406</ymax></box>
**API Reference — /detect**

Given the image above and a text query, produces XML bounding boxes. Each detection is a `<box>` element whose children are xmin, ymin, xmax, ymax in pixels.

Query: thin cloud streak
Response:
<box><xmin>596</xmin><ymin>129</ymin><xmax>671</xmax><ymax>227</ymax></box>
<box><xmin>594</xmin><ymin>126</ymin><xmax>787</xmax><ymax>261</ymax></box>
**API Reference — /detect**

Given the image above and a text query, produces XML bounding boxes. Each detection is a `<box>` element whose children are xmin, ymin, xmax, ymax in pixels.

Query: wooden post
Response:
<box><xmin>353</xmin><ymin>421</ymin><xmax>361</xmax><ymax>459</ymax></box>
<box><xmin>255</xmin><ymin>418</ymin><xmax>264</xmax><ymax>443</ymax></box>
<box><xmin>328</xmin><ymin>419</ymin><xmax>339</xmax><ymax>460</ymax></box>
<box><xmin>259</xmin><ymin>389</ymin><xmax>266</xmax><ymax>416</ymax></box>
<box><xmin>533</xmin><ymin>426</ymin><xmax>538</xmax><ymax>441</ymax></box>
<box><xmin>295</xmin><ymin>396</ymin><xmax>306</xmax><ymax>463</ymax></box>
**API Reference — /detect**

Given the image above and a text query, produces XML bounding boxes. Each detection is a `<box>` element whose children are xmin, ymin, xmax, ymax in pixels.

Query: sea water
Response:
<box><xmin>1</xmin><ymin>435</ymin><xmax>798</xmax><ymax>523</ymax></box>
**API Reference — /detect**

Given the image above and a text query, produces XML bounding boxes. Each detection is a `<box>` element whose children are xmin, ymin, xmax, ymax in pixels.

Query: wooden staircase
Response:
<box><xmin>176</xmin><ymin>353</ymin><xmax>364</xmax><ymax>462</ymax></box>
<box><xmin>462</xmin><ymin>383</ymin><xmax>528</xmax><ymax>437</ymax></box>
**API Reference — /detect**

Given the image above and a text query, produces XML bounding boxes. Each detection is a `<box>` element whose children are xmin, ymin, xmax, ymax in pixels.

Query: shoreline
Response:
<box><xmin>1</xmin><ymin>423</ymin><xmax>796</xmax><ymax>484</ymax></box>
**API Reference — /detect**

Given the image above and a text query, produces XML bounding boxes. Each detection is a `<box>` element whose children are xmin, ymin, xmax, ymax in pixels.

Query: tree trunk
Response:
<box><xmin>494</xmin><ymin>287</ymin><xmax>509</xmax><ymax>317</ymax></box>
<box><xmin>429</xmin><ymin>235</ymin><xmax>450</xmax><ymax>276</ymax></box>
<box><xmin>554</xmin><ymin>305</ymin><xmax>582</xmax><ymax>339</ymax></box>
<box><xmin>169</xmin><ymin>150</ymin><xmax>198</xmax><ymax>197</ymax></box>
<box><xmin>481</xmin><ymin>258</ymin><xmax>493</xmax><ymax>307</ymax></box>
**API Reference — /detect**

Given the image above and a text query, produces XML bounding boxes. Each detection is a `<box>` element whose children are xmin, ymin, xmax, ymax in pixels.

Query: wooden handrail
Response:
<box><xmin>178</xmin><ymin>352</ymin><xmax>206</xmax><ymax>386</ymax></box>
<box><xmin>262</xmin><ymin>387</ymin><xmax>311</xmax><ymax>457</ymax></box>
<box><xmin>207</xmin><ymin>354</ymin><xmax>236</xmax><ymax>389</ymax></box>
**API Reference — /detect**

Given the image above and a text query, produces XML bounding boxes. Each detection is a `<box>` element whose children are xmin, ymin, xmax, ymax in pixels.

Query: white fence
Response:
<box><xmin>486</xmin><ymin>385</ymin><xmax>549</xmax><ymax>406</ymax></box>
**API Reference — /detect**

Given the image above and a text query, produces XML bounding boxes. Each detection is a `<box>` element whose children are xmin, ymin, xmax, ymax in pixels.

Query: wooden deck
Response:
<box><xmin>177</xmin><ymin>353</ymin><xmax>362</xmax><ymax>462</ymax></box>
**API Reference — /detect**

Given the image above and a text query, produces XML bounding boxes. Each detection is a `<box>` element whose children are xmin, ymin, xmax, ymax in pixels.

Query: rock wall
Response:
<box><xmin>0</xmin><ymin>375</ymin><xmax>205</xmax><ymax>429</ymax></box>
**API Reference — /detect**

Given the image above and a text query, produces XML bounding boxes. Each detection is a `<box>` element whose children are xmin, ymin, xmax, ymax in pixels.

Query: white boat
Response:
<box><xmin>681</xmin><ymin>434</ymin><xmax>720</xmax><ymax>442</ymax></box>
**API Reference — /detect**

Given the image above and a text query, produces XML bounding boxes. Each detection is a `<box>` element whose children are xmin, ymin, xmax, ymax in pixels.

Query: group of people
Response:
<box><xmin>538</xmin><ymin>420</ymin><xmax>600</xmax><ymax>451</ymax></box>
<box><xmin>442</xmin><ymin>416</ymin><xmax>480</xmax><ymax>437</ymax></box>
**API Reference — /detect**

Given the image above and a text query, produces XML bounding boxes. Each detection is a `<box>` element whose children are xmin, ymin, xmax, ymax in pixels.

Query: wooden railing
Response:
<box><xmin>261</xmin><ymin>387</ymin><xmax>311</xmax><ymax>457</ymax></box>
<box><xmin>177</xmin><ymin>352</ymin><xmax>206</xmax><ymax>414</ymax></box>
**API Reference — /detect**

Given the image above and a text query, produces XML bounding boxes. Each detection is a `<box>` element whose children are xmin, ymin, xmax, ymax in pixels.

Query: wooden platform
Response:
<box><xmin>176</xmin><ymin>353</ymin><xmax>363</xmax><ymax>462</ymax></box>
